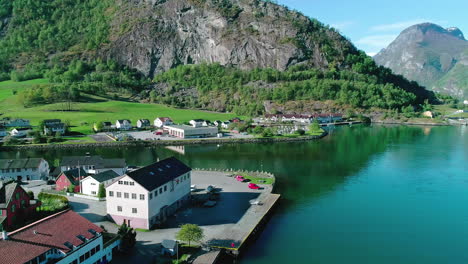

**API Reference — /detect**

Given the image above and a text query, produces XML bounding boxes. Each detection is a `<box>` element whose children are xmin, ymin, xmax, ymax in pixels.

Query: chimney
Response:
<box><xmin>2</xmin><ymin>231</ymin><xmax>8</xmax><ymax>240</ymax></box>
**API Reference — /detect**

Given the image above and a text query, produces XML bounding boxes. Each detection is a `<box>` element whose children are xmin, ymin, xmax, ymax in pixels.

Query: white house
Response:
<box><xmin>60</xmin><ymin>155</ymin><xmax>127</xmax><ymax>175</ymax></box>
<box><xmin>221</xmin><ymin>121</ymin><xmax>231</xmax><ymax>129</ymax></box>
<box><xmin>154</xmin><ymin>117</ymin><xmax>173</xmax><ymax>128</ymax></box>
<box><xmin>80</xmin><ymin>170</ymin><xmax>120</xmax><ymax>196</ymax></box>
<box><xmin>189</xmin><ymin>119</ymin><xmax>204</xmax><ymax>128</ymax></box>
<box><xmin>464</xmin><ymin>100</ymin><xmax>468</xmax><ymax>105</ymax></box>
<box><xmin>164</xmin><ymin>125</ymin><xmax>218</xmax><ymax>139</ymax></box>
<box><xmin>0</xmin><ymin>158</ymin><xmax>50</xmax><ymax>181</ymax></box>
<box><xmin>10</xmin><ymin>127</ymin><xmax>32</xmax><ymax>137</ymax></box>
<box><xmin>202</xmin><ymin>120</ymin><xmax>212</xmax><ymax>127</ymax></box>
<box><xmin>137</xmin><ymin>119</ymin><xmax>151</xmax><ymax>129</ymax></box>
<box><xmin>106</xmin><ymin>157</ymin><xmax>192</xmax><ymax>229</ymax></box>
<box><xmin>0</xmin><ymin>209</ymin><xmax>120</xmax><ymax>264</ymax></box>
<box><xmin>116</xmin><ymin>120</ymin><xmax>132</xmax><ymax>130</ymax></box>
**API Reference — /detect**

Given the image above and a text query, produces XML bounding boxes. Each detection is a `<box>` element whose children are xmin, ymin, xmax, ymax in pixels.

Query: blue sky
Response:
<box><xmin>276</xmin><ymin>0</ymin><xmax>468</xmax><ymax>56</ymax></box>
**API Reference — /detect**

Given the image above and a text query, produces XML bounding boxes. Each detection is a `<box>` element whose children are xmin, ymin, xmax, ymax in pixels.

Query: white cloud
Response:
<box><xmin>370</xmin><ymin>19</ymin><xmax>447</xmax><ymax>32</ymax></box>
<box><xmin>356</xmin><ymin>34</ymin><xmax>398</xmax><ymax>48</ymax></box>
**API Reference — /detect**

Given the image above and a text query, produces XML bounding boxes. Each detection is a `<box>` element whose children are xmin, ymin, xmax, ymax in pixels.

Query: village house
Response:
<box><xmin>116</xmin><ymin>120</ymin><xmax>132</xmax><ymax>130</ymax></box>
<box><xmin>10</xmin><ymin>127</ymin><xmax>32</xmax><ymax>138</ymax></box>
<box><xmin>0</xmin><ymin>158</ymin><xmax>50</xmax><ymax>181</ymax></box>
<box><xmin>164</xmin><ymin>125</ymin><xmax>218</xmax><ymax>139</ymax></box>
<box><xmin>189</xmin><ymin>119</ymin><xmax>204</xmax><ymax>128</ymax></box>
<box><xmin>154</xmin><ymin>117</ymin><xmax>173</xmax><ymax>128</ymax></box>
<box><xmin>137</xmin><ymin>119</ymin><xmax>151</xmax><ymax>129</ymax></box>
<box><xmin>0</xmin><ymin>209</ymin><xmax>120</xmax><ymax>264</ymax></box>
<box><xmin>202</xmin><ymin>120</ymin><xmax>212</xmax><ymax>127</ymax></box>
<box><xmin>214</xmin><ymin>120</ymin><xmax>222</xmax><ymax>127</ymax></box>
<box><xmin>80</xmin><ymin>170</ymin><xmax>120</xmax><ymax>196</ymax></box>
<box><xmin>0</xmin><ymin>181</ymin><xmax>40</xmax><ymax>231</ymax></box>
<box><xmin>102</xmin><ymin>121</ymin><xmax>113</xmax><ymax>130</ymax></box>
<box><xmin>221</xmin><ymin>121</ymin><xmax>231</xmax><ymax>129</ymax></box>
<box><xmin>43</xmin><ymin>120</ymin><xmax>66</xmax><ymax>135</ymax></box>
<box><xmin>106</xmin><ymin>157</ymin><xmax>192</xmax><ymax>229</ymax></box>
<box><xmin>1</xmin><ymin>118</ymin><xmax>30</xmax><ymax>128</ymax></box>
<box><xmin>55</xmin><ymin>168</ymin><xmax>87</xmax><ymax>193</ymax></box>
<box><xmin>60</xmin><ymin>155</ymin><xmax>127</xmax><ymax>176</ymax></box>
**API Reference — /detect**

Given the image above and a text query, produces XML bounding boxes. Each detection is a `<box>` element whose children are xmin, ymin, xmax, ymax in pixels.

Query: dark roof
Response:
<box><xmin>0</xmin><ymin>158</ymin><xmax>45</xmax><ymax>170</ymax></box>
<box><xmin>60</xmin><ymin>156</ymin><xmax>126</xmax><ymax>169</ymax></box>
<box><xmin>191</xmin><ymin>119</ymin><xmax>205</xmax><ymax>122</ymax></box>
<box><xmin>43</xmin><ymin>119</ymin><xmax>62</xmax><ymax>124</ymax></box>
<box><xmin>89</xmin><ymin>170</ymin><xmax>119</xmax><ymax>183</ymax></box>
<box><xmin>59</xmin><ymin>168</ymin><xmax>86</xmax><ymax>185</ymax></box>
<box><xmin>138</xmin><ymin>119</ymin><xmax>150</xmax><ymax>124</ymax></box>
<box><xmin>124</xmin><ymin>157</ymin><xmax>191</xmax><ymax>191</ymax></box>
<box><xmin>0</xmin><ymin>210</ymin><xmax>103</xmax><ymax>264</ymax></box>
<box><xmin>103</xmin><ymin>122</ymin><xmax>112</xmax><ymax>126</ymax></box>
<box><xmin>13</xmin><ymin>127</ymin><xmax>31</xmax><ymax>131</ymax></box>
<box><xmin>45</xmin><ymin>123</ymin><xmax>65</xmax><ymax>129</ymax></box>
<box><xmin>117</xmin><ymin>120</ymin><xmax>131</xmax><ymax>123</ymax></box>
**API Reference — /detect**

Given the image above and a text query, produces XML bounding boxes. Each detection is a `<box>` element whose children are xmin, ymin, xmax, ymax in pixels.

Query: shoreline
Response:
<box><xmin>0</xmin><ymin>131</ymin><xmax>328</xmax><ymax>150</ymax></box>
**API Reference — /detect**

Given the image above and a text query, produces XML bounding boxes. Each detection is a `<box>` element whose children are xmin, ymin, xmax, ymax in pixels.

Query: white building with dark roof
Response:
<box><xmin>80</xmin><ymin>170</ymin><xmax>120</xmax><ymax>196</ymax></box>
<box><xmin>154</xmin><ymin>117</ymin><xmax>173</xmax><ymax>128</ymax></box>
<box><xmin>106</xmin><ymin>157</ymin><xmax>192</xmax><ymax>229</ymax></box>
<box><xmin>0</xmin><ymin>158</ymin><xmax>49</xmax><ymax>181</ymax></box>
<box><xmin>116</xmin><ymin>120</ymin><xmax>132</xmax><ymax>130</ymax></box>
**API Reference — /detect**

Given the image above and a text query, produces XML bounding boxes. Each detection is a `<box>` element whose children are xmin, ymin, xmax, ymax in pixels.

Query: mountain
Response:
<box><xmin>0</xmin><ymin>0</ymin><xmax>433</xmax><ymax>114</ymax></box>
<box><xmin>374</xmin><ymin>23</ymin><xmax>468</xmax><ymax>99</ymax></box>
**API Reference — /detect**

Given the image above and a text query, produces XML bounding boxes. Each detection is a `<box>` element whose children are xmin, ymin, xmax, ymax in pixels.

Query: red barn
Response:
<box><xmin>55</xmin><ymin>168</ymin><xmax>86</xmax><ymax>193</ymax></box>
<box><xmin>0</xmin><ymin>181</ymin><xmax>40</xmax><ymax>231</ymax></box>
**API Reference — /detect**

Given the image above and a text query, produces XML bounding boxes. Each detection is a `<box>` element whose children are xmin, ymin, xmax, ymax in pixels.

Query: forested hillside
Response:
<box><xmin>0</xmin><ymin>0</ymin><xmax>434</xmax><ymax>116</ymax></box>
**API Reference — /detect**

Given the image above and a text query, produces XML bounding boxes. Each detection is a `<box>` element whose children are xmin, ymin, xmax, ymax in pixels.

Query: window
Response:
<box><xmin>11</xmin><ymin>205</ymin><xmax>15</xmax><ymax>213</ymax></box>
<box><xmin>21</xmin><ymin>200</ymin><xmax>25</xmax><ymax>208</ymax></box>
<box><xmin>17</xmin><ymin>168</ymin><xmax>21</xmax><ymax>172</ymax></box>
<box><xmin>154</xmin><ymin>191</ymin><xmax>158</xmax><ymax>197</ymax></box>
<box><xmin>124</xmin><ymin>181</ymin><xmax>129</xmax><ymax>185</ymax></box>
<box><xmin>140</xmin><ymin>194</ymin><xmax>145</xmax><ymax>200</ymax></box>
<box><xmin>124</xmin><ymin>193</ymin><xmax>129</xmax><ymax>199</ymax></box>
<box><xmin>130</xmin><ymin>182</ymin><xmax>135</xmax><ymax>186</ymax></box>
<box><xmin>71</xmin><ymin>260</ymin><xmax>78</xmax><ymax>264</ymax></box>
<box><xmin>85</xmin><ymin>252</ymin><xmax>90</xmax><ymax>259</ymax></box>
<box><xmin>117</xmin><ymin>206</ymin><xmax>122</xmax><ymax>212</ymax></box>
<box><xmin>164</xmin><ymin>186</ymin><xmax>167</xmax><ymax>192</ymax></box>
<box><xmin>149</xmin><ymin>193</ymin><xmax>153</xmax><ymax>200</ymax></box>
<box><xmin>131</xmin><ymin>193</ymin><xmax>136</xmax><ymax>199</ymax></box>
<box><xmin>118</xmin><ymin>181</ymin><xmax>123</xmax><ymax>185</ymax></box>
<box><xmin>96</xmin><ymin>245</ymin><xmax>100</xmax><ymax>251</ymax></box>
<box><xmin>132</xmin><ymin>208</ymin><xmax>137</xmax><ymax>214</ymax></box>
<box><xmin>159</xmin><ymin>188</ymin><xmax>162</xmax><ymax>194</ymax></box>
<box><xmin>117</xmin><ymin>192</ymin><xmax>121</xmax><ymax>198</ymax></box>
<box><xmin>91</xmin><ymin>183</ymin><xmax>96</xmax><ymax>185</ymax></box>
<box><xmin>91</xmin><ymin>191</ymin><xmax>96</xmax><ymax>195</ymax></box>
<box><xmin>80</xmin><ymin>255</ymin><xmax>85</xmax><ymax>262</ymax></box>
<box><xmin>109</xmin><ymin>191</ymin><xmax>114</xmax><ymax>197</ymax></box>
<box><xmin>16</xmin><ymin>193</ymin><xmax>20</xmax><ymax>200</ymax></box>
<box><xmin>91</xmin><ymin>248</ymin><xmax>96</xmax><ymax>255</ymax></box>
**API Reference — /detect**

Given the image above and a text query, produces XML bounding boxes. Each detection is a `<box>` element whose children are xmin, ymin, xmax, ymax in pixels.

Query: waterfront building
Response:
<box><xmin>106</xmin><ymin>157</ymin><xmax>191</xmax><ymax>229</ymax></box>
<box><xmin>0</xmin><ymin>209</ymin><xmax>120</xmax><ymax>264</ymax></box>
<box><xmin>80</xmin><ymin>170</ymin><xmax>120</xmax><ymax>196</ymax></box>
<box><xmin>154</xmin><ymin>117</ymin><xmax>173</xmax><ymax>128</ymax></box>
<box><xmin>137</xmin><ymin>119</ymin><xmax>151</xmax><ymax>129</ymax></box>
<box><xmin>0</xmin><ymin>158</ymin><xmax>50</xmax><ymax>181</ymax></box>
<box><xmin>60</xmin><ymin>155</ymin><xmax>127</xmax><ymax>175</ymax></box>
<box><xmin>116</xmin><ymin>120</ymin><xmax>132</xmax><ymax>130</ymax></box>
<box><xmin>164</xmin><ymin>125</ymin><xmax>218</xmax><ymax>139</ymax></box>
<box><xmin>0</xmin><ymin>181</ymin><xmax>41</xmax><ymax>231</ymax></box>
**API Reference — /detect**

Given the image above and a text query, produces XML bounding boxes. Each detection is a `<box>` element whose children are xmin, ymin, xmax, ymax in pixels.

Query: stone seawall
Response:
<box><xmin>1</xmin><ymin>132</ymin><xmax>328</xmax><ymax>151</ymax></box>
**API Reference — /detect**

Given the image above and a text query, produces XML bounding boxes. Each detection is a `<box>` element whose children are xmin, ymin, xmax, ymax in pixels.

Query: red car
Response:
<box><xmin>248</xmin><ymin>183</ymin><xmax>260</xmax><ymax>189</ymax></box>
<box><xmin>235</xmin><ymin>175</ymin><xmax>246</xmax><ymax>182</ymax></box>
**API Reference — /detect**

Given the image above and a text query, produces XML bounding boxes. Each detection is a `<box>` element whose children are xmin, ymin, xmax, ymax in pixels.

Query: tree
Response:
<box><xmin>94</xmin><ymin>122</ymin><xmax>104</xmax><ymax>132</ymax></box>
<box><xmin>118</xmin><ymin>221</ymin><xmax>137</xmax><ymax>253</ymax></box>
<box><xmin>295</xmin><ymin>129</ymin><xmax>305</xmax><ymax>136</ymax></box>
<box><xmin>253</xmin><ymin>126</ymin><xmax>264</xmax><ymax>135</ymax></box>
<box><xmin>97</xmin><ymin>184</ymin><xmax>106</xmax><ymax>198</ymax></box>
<box><xmin>67</xmin><ymin>184</ymin><xmax>76</xmax><ymax>193</ymax></box>
<box><xmin>261</xmin><ymin>128</ymin><xmax>274</xmax><ymax>138</ymax></box>
<box><xmin>176</xmin><ymin>224</ymin><xmax>204</xmax><ymax>246</ymax></box>
<box><xmin>309</xmin><ymin>120</ymin><xmax>321</xmax><ymax>133</ymax></box>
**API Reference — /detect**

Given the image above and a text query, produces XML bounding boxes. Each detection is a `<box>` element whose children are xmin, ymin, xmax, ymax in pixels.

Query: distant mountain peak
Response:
<box><xmin>446</xmin><ymin>27</ymin><xmax>465</xmax><ymax>40</ymax></box>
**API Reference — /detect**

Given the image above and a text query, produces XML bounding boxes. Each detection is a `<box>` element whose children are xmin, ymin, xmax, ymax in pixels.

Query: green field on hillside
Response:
<box><xmin>0</xmin><ymin>79</ymin><xmax>243</xmax><ymax>134</ymax></box>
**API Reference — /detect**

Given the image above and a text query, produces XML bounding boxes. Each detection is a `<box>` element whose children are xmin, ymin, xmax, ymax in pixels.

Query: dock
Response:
<box><xmin>207</xmin><ymin>192</ymin><xmax>281</xmax><ymax>254</ymax></box>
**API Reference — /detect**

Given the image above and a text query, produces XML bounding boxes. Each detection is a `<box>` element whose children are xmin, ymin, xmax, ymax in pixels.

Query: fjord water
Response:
<box><xmin>1</xmin><ymin>125</ymin><xmax>467</xmax><ymax>263</ymax></box>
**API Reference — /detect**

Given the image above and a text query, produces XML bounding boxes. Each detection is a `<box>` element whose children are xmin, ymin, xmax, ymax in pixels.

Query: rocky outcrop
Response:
<box><xmin>104</xmin><ymin>0</ymin><xmax>354</xmax><ymax>77</ymax></box>
<box><xmin>374</xmin><ymin>23</ymin><xmax>468</xmax><ymax>99</ymax></box>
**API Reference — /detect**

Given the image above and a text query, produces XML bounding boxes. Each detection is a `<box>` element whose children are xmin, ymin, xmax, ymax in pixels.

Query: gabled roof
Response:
<box><xmin>120</xmin><ymin>157</ymin><xmax>191</xmax><ymax>191</ymax></box>
<box><xmin>58</xmin><ymin>168</ymin><xmax>86</xmax><ymax>185</ymax></box>
<box><xmin>88</xmin><ymin>170</ymin><xmax>119</xmax><ymax>183</ymax></box>
<box><xmin>0</xmin><ymin>158</ymin><xmax>45</xmax><ymax>170</ymax></box>
<box><xmin>45</xmin><ymin>123</ymin><xmax>65</xmax><ymax>129</ymax></box>
<box><xmin>191</xmin><ymin>119</ymin><xmax>204</xmax><ymax>122</ymax></box>
<box><xmin>60</xmin><ymin>156</ymin><xmax>126</xmax><ymax>169</ymax></box>
<box><xmin>103</xmin><ymin>122</ymin><xmax>112</xmax><ymax>126</ymax></box>
<box><xmin>156</xmin><ymin>117</ymin><xmax>172</xmax><ymax>122</ymax></box>
<box><xmin>117</xmin><ymin>120</ymin><xmax>131</xmax><ymax>124</ymax></box>
<box><xmin>0</xmin><ymin>210</ymin><xmax>103</xmax><ymax>264</ymax></box>
<box><xmin>0</xmin><ymin>182</ymin><xmax>20</xmax><ymax>209</ymax></box>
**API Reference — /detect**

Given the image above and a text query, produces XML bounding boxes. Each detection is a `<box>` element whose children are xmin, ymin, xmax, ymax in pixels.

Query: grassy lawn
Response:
<box><xmin>0</xmin><ymin>79</ymin><xmax>243</xmax><ymax>135</ymax></box>
<box><xmin>236</xmin><ymin>172</ymin><xmax>275</xmax><ymax>185</ymax></box>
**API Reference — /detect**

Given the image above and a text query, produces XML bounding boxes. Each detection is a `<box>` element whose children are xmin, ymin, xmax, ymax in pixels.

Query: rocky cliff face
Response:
<box><xmin>104</xmin><ymin>0</ymin><xmax>355</xmax><ymax>77</ymax></box>
<box><xmin>374</xmin><ymin>23</ymin><xmax>468</xmax><ymax>99</ymax></box>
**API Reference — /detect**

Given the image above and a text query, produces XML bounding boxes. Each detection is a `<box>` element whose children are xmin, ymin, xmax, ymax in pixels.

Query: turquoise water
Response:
<box><xmin>1</xmin><ymin>125</ymin><xmax>467</xmax><ymax>263</ymax></box>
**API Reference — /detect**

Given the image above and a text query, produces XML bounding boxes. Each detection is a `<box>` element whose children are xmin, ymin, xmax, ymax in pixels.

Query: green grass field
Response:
<box><xmin>0</xmin><ymin>79</ymin><xmax>243</xmax><ymax>135</ymax></box>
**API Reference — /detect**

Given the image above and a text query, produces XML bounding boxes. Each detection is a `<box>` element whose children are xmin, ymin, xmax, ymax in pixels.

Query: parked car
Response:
<box><xmin>235</xmin><ymin>175</ymin><xmax>246</xmax><ymax>182</ymax></box>
<box><xmin>248</xmin><ymin>183</ymin><xmax>260</xmax><ymax>190</ymax></box>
